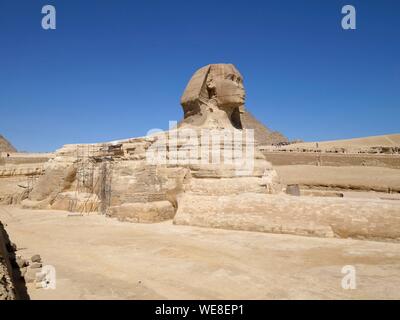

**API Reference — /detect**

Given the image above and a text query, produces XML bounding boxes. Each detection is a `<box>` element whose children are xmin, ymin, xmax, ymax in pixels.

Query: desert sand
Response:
<box><xmin>1</xmin><ymin>205</ymin><xmax>400</xmax><ymax>300</ymax></box>
<box><xmin>290</xmin><ymin>134</ymin><xmax>400</xmax><ymax>150</ymax></box>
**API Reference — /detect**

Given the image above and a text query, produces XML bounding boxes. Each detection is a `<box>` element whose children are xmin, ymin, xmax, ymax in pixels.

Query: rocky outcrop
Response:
<box><xmin>0</xmin><ymin>221</ymin><xmax>16</xmax><ymax>300</ymax></box>
<box><xmin>0</xmin><ymin>154</ymin><xmax>53</xmax><ymax>205</ymax></box>
<box><xmin>260</xmin><ymin>151</ymin><xmax>400</xmax><ymax>169</ymax></box>
<box><xmin>174</xmin><ymin>193</ymin><xmax>400</xmax><ymax>241</ymax></box>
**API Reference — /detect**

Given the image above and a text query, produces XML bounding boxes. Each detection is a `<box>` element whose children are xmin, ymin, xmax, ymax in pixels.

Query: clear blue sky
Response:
<box><xmin>1</xmin><ymin>0</ymin><xmax>399</xmax><ymax>152</ymax></box>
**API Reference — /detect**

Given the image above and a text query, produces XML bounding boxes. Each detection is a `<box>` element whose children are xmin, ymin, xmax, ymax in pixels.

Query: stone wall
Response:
<box><xmin>262</xmin><ymin>151</ymin><xmax>400</xmax><ymax>169</ymax></box>
<box><xmin>275</xmin><ymin>165</ymin><xmax>400</xmax><ymax>193</ymax></box>
<box><xmin>0</xmin><ymin>154</ymin><xmax>51</xmax><ymax>205</ymax></box>
<box><xmin>174</xmin><ymin>193</ymin><xmax>400</xmax><ymax>242</ymax></box>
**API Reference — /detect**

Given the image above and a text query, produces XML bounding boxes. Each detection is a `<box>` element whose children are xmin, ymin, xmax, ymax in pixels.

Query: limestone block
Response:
<box><xmin>29</xmin><ymin>164</ymin><xmax>76</xmax><ymax>202</ymax></box>
<box><xmin>31</xmin><ymin>255</ymin><xmax>41</xmax><ymax>263</ymax></box>
<box><xmin>51</xmin><ymin>191</ymin><xmax>99</xmax><ymax>213</ymax></box>
<box><xmin>21</xmin><ymin>198</ymin><xmax>51</xmax><ymax>210</ymax></box>
<box><xmin>110</xmin><ymin>162</ymin><xmax>189</xmax><ymax>206</ymax></box>
<box><xmin>108</xmin><ymin>201</ymin><xmax>176</xmax><ymax>223</ymax></box>
<box><xmin>30</xmin><ymin>262</ymin><xmax>42</xmax><ymax>269</ymax></box>
<box><xmin>15</xmin><ymin>256</ymin><xmax>27</xmax><ymax>268</ymax></box>
<box><xmin>174</xmin><ymin>193</ymin><xmax>400</xmax><ymax>241</ymax></box>
<box><xmin>24</xmin><ymin>268</ymin><xmax>40</xmax><ymax>284</ymax></box>
<box><xmin>187</xmin><ymin>177</ymin><xmax>267</xmax><ymax>195</ymax></box>
<box><xmin>186</xmin><ymin>158</ymin><xmax>274</xmax><ymax>178</ymax></box>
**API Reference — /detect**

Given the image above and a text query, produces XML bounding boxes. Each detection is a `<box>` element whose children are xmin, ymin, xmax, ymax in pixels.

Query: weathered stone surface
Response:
<box><xmin>109</xmin><ymin>162</ymin><xmax>188</xmax><ymax>206</ymax></box>
<box><xmin>51</xmin><ymin>192</ymin><xmax>100</xmax><ymax>213</ymax></box>
<box><xmin>35</xmin><ymin>271</ymin><xmax>46</xmax><ymax>282</ymax></box>
<box><xmin>15</xmin><ymin>256</ymin><xmax>27</xmax><ymax>268</ymax></box>
<box><xmin>286</xmin><ymin>184</ymin><xmax>300</xmax><ymax>196</ymax></box>
<box><xmin>35</xmin><ymin>281</ymin><xmax>46</xmax><ymax>289</ymax></box>
<box><xmin>0</xmin><ymin>221</ymin><xmax>16</xmax><ymax>300</ymax></box>
<box><xmin>0</xmin><ymin>153</ymin><xmax>53</xmax><ymax>206</ymax></box>
<box><xmin>186</xmin><ymin>177</ymin><xmax>267</xmax><ymax>195</ymax></box>
<box><xmin>20</xmin><ymin>267</ymin><xmax>27</xmax><ymax>278</ymax></box>
<box><xmin>30</xmin><ymin>262</ymin><xmax>42</xmax><ymax>269</ymax></box>
<box><xmin>29</xmin><ymin>163</ymin><xmax>76</xmax><ymax>202</ymax></box>
<box><xmin>31</xmin><ymin>254</ymin><xmax>41</xmax><ymax>263</ymax></box>
<box><xmin>174</xmin><ymin>193</ymin><xmax>400</xmax><ymax>241</ymax></box>
<box><xmin>180</xmin><ymin>64</ymin><xmax>245</xmax><ymax>130</ymax></box>
<box><xmin>21</xmin><ymin>198</ymin><xmax>51</xmax><ymax>210</ymax></box>
<box><xmin>108</xmin><ymin>201</ymin><xmax>176</xmax><ymax>223</ymax></box>
<box><xmin>24</xmin><ymin>268</ymin><xmax>39</xmax><ymax>283</ymax></box>
<box><xmin>0</xmin><ymin>164</ymin><xmax>44</xmax><ymax>178</ymax></box>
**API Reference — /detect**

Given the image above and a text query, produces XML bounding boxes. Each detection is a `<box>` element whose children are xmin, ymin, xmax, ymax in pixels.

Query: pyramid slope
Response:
<box><xmin>0</xmin><ymin>134</ymin><xmax>17</xmax><ymax>153</ymax></box>
<box><xmin>241</xmin><ymin>111</ymin><xmax>288</xmax><ymax>145</ymax></box>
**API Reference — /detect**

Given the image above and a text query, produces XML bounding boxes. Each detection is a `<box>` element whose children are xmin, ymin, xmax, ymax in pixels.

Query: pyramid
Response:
<box><xmin>0</xmin><ymin>134</ymin><xmax>17</xmax><ymax>153</ymax></box>
<box><xmin>240</xmin><ymin>111</ymin><xmax>288</xmax><ymax>145</ymax></box>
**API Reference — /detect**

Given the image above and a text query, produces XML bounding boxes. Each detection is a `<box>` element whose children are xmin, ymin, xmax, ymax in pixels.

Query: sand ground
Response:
<box><xmin>288</xmin><ymin>133</ymin><xmax>400</xmax><ymax>149</ymax></box>
<box><xmin>1</xmin><ymin>205</ymin><xmax>399</xmax><ymax>300</ymax></box>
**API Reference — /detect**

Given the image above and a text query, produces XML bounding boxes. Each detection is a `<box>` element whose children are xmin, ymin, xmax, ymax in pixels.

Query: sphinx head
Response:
<box><xmin>205</xmin><ymin>64</ymin><xmax>245</xmax><ymax>108</ymax></box>
<box><xmin>180</xmin><ymin>64</ymin><xmax>245</xmax><ymax>129</ymax></box>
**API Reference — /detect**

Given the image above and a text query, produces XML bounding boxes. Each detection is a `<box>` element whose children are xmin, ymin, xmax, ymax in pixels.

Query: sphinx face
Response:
<box><xmin>180</xmin><ymin>64</ymin><xmax>246</xmax><ymax>129</ymax></box>
<box><xmin>207</xmin><ymin>68</ymin><xmax>245</xmax><ymax>109</ymax></box>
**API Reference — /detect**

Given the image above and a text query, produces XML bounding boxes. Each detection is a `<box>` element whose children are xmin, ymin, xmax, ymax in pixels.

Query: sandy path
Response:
<box><xmin>0</xmin><ymin>205</ymin><xmax>400</xmax><ymax>300</ymax></box>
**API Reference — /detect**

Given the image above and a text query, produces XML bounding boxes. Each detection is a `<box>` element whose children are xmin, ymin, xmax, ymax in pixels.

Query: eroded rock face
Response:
<box><xmin>0</xmin><ymin>153</ymin><xmax>53</xmax><ymax>205</ymax></box>
<box><xmin>0</xmin><ymin>221</ymin><xmax>16</xmax><ymax>300</ymax></box>
<box><xmin>174</xmin><ymin>193</ymin><xmax>400</xmax><ymax>241</ymax></box>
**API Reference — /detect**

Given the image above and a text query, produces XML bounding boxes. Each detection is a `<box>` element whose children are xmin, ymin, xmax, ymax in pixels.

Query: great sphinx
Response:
<box><xmin>16</xmin><ymin>64</ymin><xmax>400</xmax><ymax>241</ymax></box>
<box><xmin>22</xmin><ymin>63</ymin><xmax>282</xmax><ymax>222</ymax></box>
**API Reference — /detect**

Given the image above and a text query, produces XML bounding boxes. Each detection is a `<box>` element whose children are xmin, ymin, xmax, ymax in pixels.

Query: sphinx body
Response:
<box><xmin>22</xmin><ymin>64</ymin><xmax>281</xmax><ymax>224</ymax></box>
<box><xmin>18</xmin><ymin>64</ymin><xmax>400</xmax><ymax>241</ymax></box>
